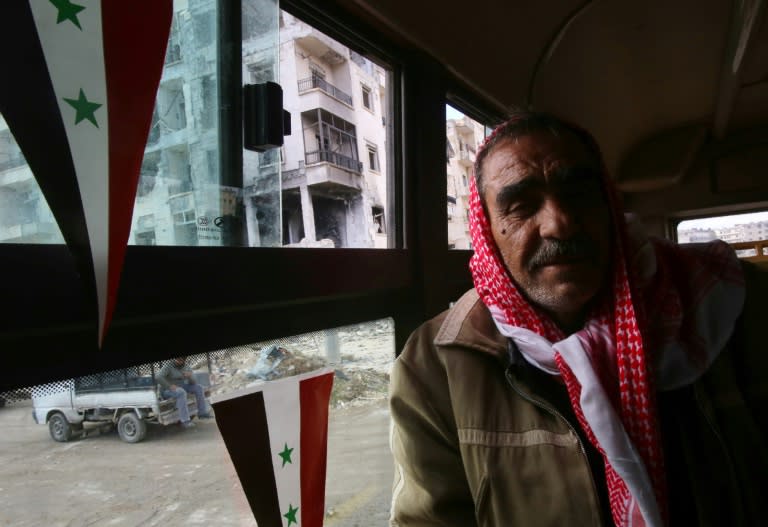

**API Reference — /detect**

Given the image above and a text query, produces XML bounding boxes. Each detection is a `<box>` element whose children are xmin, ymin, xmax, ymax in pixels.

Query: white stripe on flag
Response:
<box><xmin>263</xmin><ymin>375</ymin><xmax>302</xmax><ymax>524</ymax></box>
<box><xmin>29</xmin><ymin>0</ymin><xmax>109</xmax><ymax>335</ymax></box>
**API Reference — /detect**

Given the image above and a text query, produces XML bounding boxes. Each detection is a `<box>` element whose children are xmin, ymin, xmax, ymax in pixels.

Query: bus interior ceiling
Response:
<box><xmin>2</xmin><ymin>0</ymin><xmax>768</xmax><ymax>390</ymax></box>
<box><xmin>344</xmin><ymin>0</ymin><xmax>768</xmax><ymax>235</ymax></box>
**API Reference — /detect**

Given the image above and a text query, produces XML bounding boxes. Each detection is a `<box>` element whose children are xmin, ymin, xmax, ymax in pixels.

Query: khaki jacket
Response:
<box><xmin>389</xmin><ymin>261</ymin><xmax>768</xmax><ymax>526</ymax></box>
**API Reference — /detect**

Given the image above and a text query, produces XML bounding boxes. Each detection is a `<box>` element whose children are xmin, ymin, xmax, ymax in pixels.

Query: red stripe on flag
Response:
<box><xmin>299</xmin><ymin>371</ymin><xmax>334</xmax><ymax>527</ymax></box>
<box><xmin>100</xmin><ymin>1</ymin><xmax>173</xmax><ymax>342</ymax></box>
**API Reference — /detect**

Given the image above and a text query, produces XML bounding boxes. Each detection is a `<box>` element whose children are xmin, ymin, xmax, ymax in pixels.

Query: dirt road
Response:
<box><xmin>0</xmin><ymin>398</ymin><xmax>393</xmax><ymax>526</ymax></box>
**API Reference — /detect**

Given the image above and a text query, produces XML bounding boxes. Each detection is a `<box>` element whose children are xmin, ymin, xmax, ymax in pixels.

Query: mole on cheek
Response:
<box><xmin>501</xmin><ymin>228</ymin><xmax>507</xmax><ymax>235</ymax></box>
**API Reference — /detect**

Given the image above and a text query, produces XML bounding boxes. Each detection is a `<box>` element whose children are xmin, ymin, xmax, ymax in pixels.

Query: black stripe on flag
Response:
<box><xmin>214</xmin><ymin>391</ymin><xmax>282</xmax><ymax>526</ymax></box>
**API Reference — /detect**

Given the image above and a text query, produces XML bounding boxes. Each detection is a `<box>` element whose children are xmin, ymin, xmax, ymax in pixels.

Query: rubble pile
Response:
<box><xmin>208</xmin><ymin>324</ymin><xmax>393</xmax><ymax>409</ymax></box>
<box><xmin>329</xmin><ymin>368</ymin><xmax>390</xmax><ymax>408</ymax></box>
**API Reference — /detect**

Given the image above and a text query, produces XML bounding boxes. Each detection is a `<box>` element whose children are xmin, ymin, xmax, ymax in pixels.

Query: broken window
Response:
<box><xmin>157</xmin><ymin>81</ymin><xmax>187</xmax><ymax>132</ymax></box>
<box><xmin>302</xmin><ymin>109</ymin><xmax>362</xmax><ymax>173</ymax></box>
<box><xmin>372</xmin><ymin>206</ymin><xmax>385</xmax><ymax>234</ymax></box>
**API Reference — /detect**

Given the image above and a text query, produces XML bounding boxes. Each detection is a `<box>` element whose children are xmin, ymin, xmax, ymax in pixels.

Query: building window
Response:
<box><xmin>372</xmin><ymin>206</ymin><xmax>385</xmax><ymax>234</ymax></box>
<box><xmin>309</xmin><ymin>61</ymin><xmax>326</xmax><ymax>81</ymax></box>
<box><xmin>200</xmin><ymin>75</ymin><xmax>215</xmax><ymax>129</ymax></box>
<box><xmin>135</xmin><ymin>230</ymin><xmax>156</xmax><ymax>245</ymax></box>
<box><xmin>165</xmin><ymin>17</ymin><xmax>182</xmax><ymax>64</ymax></box>
<box><xmin>447</xmin><ymin>195</ymin><xmax>457</xmax><ymax>220</ymax></box>
<box><xmin>301</xmin><ymin>109</ymin><xmax>362</xmax><ymax>173</ymax></box>
<box><xmin>157</xmin><ymin>81</ymin><xmax>187</xmax><ymax>132</ymax></box>
<box><xmin>366</xmin><ymin>143</ymin><xmax>379</xmax><ymax>172</ymax></box>
<box><xmin>361</xmin><ymin>84</ymin><xmax>372</xmax><ymax>111</ymax></box>
<box><xmin>173</xmin><ymin>209</ymin><xmax>196</xmax><ymax>225</ymax></box>
<box><xmin>134</xmin><ymin>214</ymin><xmax>157</xmax><ymax>246</ymax></box>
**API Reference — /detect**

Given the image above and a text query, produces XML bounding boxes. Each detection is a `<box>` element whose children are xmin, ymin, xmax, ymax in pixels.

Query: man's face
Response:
<box><xmin>481</xmin><ymin>131</ymin><xmax>612</xmax><ymax>328</ymax></box>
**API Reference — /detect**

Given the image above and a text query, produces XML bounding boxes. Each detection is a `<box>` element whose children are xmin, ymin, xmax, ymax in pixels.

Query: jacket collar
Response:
<box><xmin>433</xmin><ymin>288</ymin><xmax>509</xmax><ymax>365</ymax></box>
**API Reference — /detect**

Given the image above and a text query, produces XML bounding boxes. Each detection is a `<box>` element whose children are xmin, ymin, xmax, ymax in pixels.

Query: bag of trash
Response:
<box><xmin>246</xmin><ymin>345</ymin><xmax>289</xmax><ymax>380</ymax></box>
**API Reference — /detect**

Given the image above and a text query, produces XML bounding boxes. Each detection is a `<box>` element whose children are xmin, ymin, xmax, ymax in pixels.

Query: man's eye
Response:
<box><xmin>507</xmin><ymin>201</ymin><xmax>537</xmax><ymax>217</ymax></box>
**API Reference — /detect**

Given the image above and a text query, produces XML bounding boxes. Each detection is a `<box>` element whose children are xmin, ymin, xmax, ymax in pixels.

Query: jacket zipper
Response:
<box><xmin>505</xmin><ymin>368</ymin><xmax>605</xmax><ymax>527</ymax></box>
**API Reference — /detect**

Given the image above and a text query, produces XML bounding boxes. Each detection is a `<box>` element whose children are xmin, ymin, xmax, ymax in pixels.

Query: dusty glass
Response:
<box><xmin>0</xmin><ymin>318</ymin><xmax>395</xmax><ymax>526</ymax></box>
<box><xmin>677</xmin><ymin>210</ymin><xmax>768</xmax><ymax>258</ymax></box>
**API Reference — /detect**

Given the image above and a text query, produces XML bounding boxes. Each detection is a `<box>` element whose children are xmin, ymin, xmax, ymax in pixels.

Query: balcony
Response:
<box><xmin>281</xmin><ymin>168</ymin><xmax>304</xmax><ymax>190</ymax></box>
<box><xmin>301</xmin><ymin>151</ymin><xmax>363</xmax><ymax>193</ymax></box>
<box><xmin>458</xmin><ymin>149</ymin><xmax>474</xmax><ymax>167</ymax></box>
<box><xmin>298</xmin><ymin>77</ymin><xmax>353</xmax><ymax>107</ymax></box>
<box><xmin>305</xmin><ymin>149</ymin><xmax>362</xmax><ymax>173</ymax></box>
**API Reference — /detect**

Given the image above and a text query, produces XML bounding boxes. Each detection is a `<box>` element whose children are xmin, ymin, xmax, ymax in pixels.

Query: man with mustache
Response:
<box><xmin>389</xmin><ymin>110</ymin><xmax>767</xmax><ymax>526</ymax></box>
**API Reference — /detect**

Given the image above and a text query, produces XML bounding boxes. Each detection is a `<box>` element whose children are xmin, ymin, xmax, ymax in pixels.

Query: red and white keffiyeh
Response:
<box><xmin>468</xmin><ymin>120</ymin><xmax>745</xmax><ymax>527</ymax></box>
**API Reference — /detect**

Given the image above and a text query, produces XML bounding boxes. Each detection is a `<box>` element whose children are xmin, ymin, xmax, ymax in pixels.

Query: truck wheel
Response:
<box><xmin>117</xmin><ymin>412</ymin><xmax>147</xmax><ymax>443</ymax></box>
<box><xmin>48</xmin><ymin>412</ymin><xmax>73</xmax><ymax>442</ymax></box>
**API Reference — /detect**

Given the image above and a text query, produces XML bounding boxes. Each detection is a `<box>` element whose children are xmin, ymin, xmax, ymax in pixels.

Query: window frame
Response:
<box><xmin>366</xmin><ymin>141</ymin><xmax>380</xmax><ymax>172</ymax></box>
<box><xmin>0</xmin><ymin>0</ymin><xmax>506</xmax><ymax>393</ymax></box>
<box><xmin>669</xmin><ymin>205</ymin><xmax>768</xmax><ymax>242</ymax></box>
<box><xmin>361</xmin><ymin>83</ymin><xmax>373</xmax><ymax>111</ymax></box>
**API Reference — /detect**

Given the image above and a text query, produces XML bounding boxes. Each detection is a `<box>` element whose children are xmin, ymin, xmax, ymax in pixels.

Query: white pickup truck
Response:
<box><xmin>32</xmin><ymin>368</ymin><xmax>211</xmax><ymax>444</ymax></box>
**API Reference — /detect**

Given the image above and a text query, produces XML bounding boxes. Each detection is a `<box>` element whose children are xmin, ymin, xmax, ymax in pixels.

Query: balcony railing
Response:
<box><xmin>298</xmin><ymin>76</ymin><xmax>353</xmax><ymax>106</ymax></box>
<box><xmin>305</xmin><ymin>149</ymin><xmax>363</xmax><ymax>173</ymax></box>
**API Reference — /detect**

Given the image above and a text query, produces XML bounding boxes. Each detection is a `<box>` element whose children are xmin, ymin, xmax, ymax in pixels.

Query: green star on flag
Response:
<box><xmin>49</xmin><ymin>0</ymin><xmax>86</xmax><ymax>30</ymax></box>
<box><xmin>278</xmin><ymin>443</ymin><xmax>294</xmax><ymax>467</ymax></box>
<box><xmin>283</xmin><ymin>504</ymin><xmax>299</xmax><ymax>526</ymax></box>
<box><xmin>63</xmin><ymin>89</ymin><xmax>102</xmax><ymax>128</ymax></box>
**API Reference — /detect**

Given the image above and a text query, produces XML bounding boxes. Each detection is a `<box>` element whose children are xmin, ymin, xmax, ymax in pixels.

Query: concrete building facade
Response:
<box><xmin>259</xmin><ymin>12</ymin><xmax>390</xmax><ymax>249</ymax></box>
<box><xmin>678</xmin><ymin>220</ymin><xmax>768</xmax><ymax>244</ymax></box>
<box><xmin>446</xmin><ymin>116</ymin><xmax>484</xmax><ymax>250</ymax></box>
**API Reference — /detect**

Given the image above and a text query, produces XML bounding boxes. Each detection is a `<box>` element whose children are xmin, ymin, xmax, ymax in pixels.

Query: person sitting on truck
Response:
<box><xmin>156</xmin><ymin>357</ymin><xmax>211</xmax><ymax>429</ymax></box>
<box><xmin>389</xmin><ymin>109</ymin><xmax>767</xmax><ymax>526</ymax></box>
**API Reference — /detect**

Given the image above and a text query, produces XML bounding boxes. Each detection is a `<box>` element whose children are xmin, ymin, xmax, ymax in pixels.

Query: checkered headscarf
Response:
<box><xmin>468</xmin><ymin>112</ymin><xmax>745</xmax><ymax>527</ymax></box>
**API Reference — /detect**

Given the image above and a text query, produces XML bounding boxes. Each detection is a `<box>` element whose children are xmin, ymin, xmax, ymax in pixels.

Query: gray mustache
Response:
<box><xmin>527</xmin><ymin>236</ymin><xmax>597</xmax><ymax>270</ymax></box>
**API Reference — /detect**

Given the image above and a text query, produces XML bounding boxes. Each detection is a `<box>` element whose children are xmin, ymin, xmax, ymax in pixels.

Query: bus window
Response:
<box><xmin>131</xmin><ymin>6</ymin><xmax>395</xmax><ymax>249</ymax></box>
<box><xmin>0</xmin><ymin>317</ymin><xmax>394</xmax><ymax>525</ymax></box>
<box><xmin>677</xmin><ymin>210</ymin><xmax>768</xmax><ymax>259</ymax></box>
<box><xmin>446</xmin><ymin>104</ymin><xmax>487</xmax><ymax>250</ymax></box>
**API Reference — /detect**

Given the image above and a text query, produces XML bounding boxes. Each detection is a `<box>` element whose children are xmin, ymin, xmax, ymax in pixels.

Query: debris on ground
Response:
<box><xmin>208</xmin><ymin>320</ymin><xmax>394</xmax><ymax>409</ymax></box>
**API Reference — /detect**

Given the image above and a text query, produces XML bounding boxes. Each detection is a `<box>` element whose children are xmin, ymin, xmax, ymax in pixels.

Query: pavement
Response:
<box><xmin>0</xmin><ymin>398</ymin><xmax>393</xmax><ymax>526</ymax></box>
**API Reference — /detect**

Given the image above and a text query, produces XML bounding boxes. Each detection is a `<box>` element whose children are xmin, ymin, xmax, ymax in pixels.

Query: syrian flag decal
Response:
<box><xmin>1</xmin><ymin>1</ymin><xmax>172</xmax><ymax>346</ymax></box>
<box><xmin>212</xmin><ymin>369</ymin><xmax>335</xmax><ymax>527</ymax></box>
